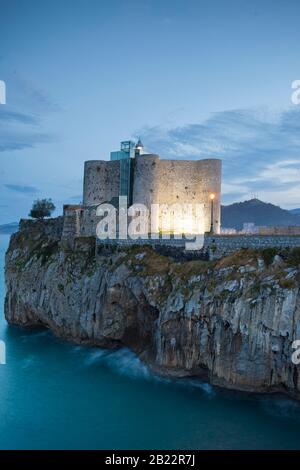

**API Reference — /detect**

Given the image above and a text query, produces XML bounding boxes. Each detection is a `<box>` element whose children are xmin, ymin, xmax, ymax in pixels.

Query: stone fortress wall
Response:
<box><xmin>132</xmin><ymin>155</ymin><xmax>221</xmax><ymax>233</ymax></box>
<box><xmin>95</xmin><ymin>233</ymin><xmax>300</xmax><ymax>248</ymax></box>
<box><xmin>83</xmin><ymin>160</ymin><xmax>120</xmax><ymax>206</ymax></box>
<box><xmin>17</xmin><ymin>211</ymin><xmax>300</xmax><ymax>263</ymax></box>
<box><xmin>18</xmin><ymin>218</ymin><xmax>300</xmax><ymax>261</ymax></box>
<box><xmin>131</xmin><ymin>154</ymin><xmax>160</xmax><ymax>209</ymax></box>
<box><xmin>78</xmin><ymin>153</ymin><xmax>222</xmax><ymax>240</ymax></box>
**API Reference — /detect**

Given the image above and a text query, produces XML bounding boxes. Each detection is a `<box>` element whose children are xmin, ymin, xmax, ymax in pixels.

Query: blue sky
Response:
<box><xmin>0</xmin><ymin>0</ymin><xmax>300</xmax><ymax>224</ymax></box>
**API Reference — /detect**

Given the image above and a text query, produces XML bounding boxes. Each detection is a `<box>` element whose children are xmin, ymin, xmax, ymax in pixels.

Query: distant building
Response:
<box><xmin>242</xmin><ymin>223</ymin><xmax>259</xmax><ymax>234</ymax></box>
<box><xmin>220</xmin><ymin>228</ymin><xmax>237</xmax><ymax>235</ymax></box>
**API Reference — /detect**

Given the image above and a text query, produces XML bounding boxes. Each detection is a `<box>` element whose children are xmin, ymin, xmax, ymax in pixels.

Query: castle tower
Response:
<box><xmin>132</xmin><ymin>154</ymin><xmax>222</xmax><ymax>234</ymax></box>
<box><xmin>82</xmin><ymin>140</ymin><xmax>222</xmax><ymax>236</ymax></box>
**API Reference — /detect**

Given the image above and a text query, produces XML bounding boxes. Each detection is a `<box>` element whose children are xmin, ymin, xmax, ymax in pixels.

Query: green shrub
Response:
<box><xmin>29</xmin><ymin>198</ymin><xmax>55</xmax><ymax>219</ymax></box>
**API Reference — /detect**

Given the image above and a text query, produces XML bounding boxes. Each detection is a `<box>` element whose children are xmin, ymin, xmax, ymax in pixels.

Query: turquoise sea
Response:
<box><xmin>1</xmin><ymin>233</ymin><xmax>300</xmax><ymax>449</ymax></box>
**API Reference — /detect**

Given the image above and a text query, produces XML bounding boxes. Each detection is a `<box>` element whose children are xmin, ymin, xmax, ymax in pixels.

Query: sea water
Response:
<box><xmin>0</xmin><ymin>234</ymin><xmax>300</xmax><ymax>449</ymax></box>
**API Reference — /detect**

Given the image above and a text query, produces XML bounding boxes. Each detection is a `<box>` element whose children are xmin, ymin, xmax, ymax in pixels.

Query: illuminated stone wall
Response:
<box><xmin>83</xmin><ymin>160</ymin><xmax>120</xmax><ymax>206</ymax></box>
<box><xmin>81</xmin><ymin>153</ymin><xmax>222</xmax><ymax>237</ymax></box>
<box><xmin>132</xmin><ymin>155</ymin><xmax>222</xmax><ymax>234</ymax></box>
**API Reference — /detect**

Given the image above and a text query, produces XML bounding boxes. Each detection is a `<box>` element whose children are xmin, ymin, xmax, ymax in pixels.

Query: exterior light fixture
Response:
<box><xmin>209</xmin><ymin>193</ymin><xmax>215</xmax><ymax>234</ymax></box>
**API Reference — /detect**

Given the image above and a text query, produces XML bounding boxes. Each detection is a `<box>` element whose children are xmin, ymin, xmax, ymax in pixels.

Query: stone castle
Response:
<box><xmin>62</xmin><ymin>140</ymin><xmax>222</xmax><ymax>242</ymax></box>
<box><xmin>19</xmin><ymin>138</ymin><xmax>300</xmax><ymax>258</ymax></box>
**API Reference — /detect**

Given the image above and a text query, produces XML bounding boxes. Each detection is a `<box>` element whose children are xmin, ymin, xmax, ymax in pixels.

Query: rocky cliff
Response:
<box><xmin>4</xmin><ymin>219</ymin><xmax>300</xmax><ymax>398</ymax></box>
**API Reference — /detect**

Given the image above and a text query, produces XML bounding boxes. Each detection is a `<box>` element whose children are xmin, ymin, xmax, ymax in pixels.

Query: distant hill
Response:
<box><xmin>0</xmin><ymin>222</ymin><xmax>19</xmax><ymax>234</ymax></box>
<box><xmin>290</xmin><ymin>208</ymin><xmax>300</xmax><ymax>214</ymax></box>
<box><xmin>221</xmin><ymin>199</ymin><xmax>300</xmax><ymax>230</ymax></box>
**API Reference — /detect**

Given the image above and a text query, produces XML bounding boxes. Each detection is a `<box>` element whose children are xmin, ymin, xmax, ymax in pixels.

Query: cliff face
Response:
<box><xmin>4</xmin><ymin>220</ymin><xmax>300</xmax><ymax>397</ymax></box>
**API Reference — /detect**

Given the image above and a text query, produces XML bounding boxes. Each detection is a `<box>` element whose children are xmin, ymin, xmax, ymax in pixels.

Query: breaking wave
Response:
<box><xmin>72</xmin><ymin>344</ymin><xmax>214</xmax><ymax>394</ymax></box>
<box><xmin>83</xmin><ymin>347</ymin><xmax>158</xmax><ymax>380</ymax></box>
